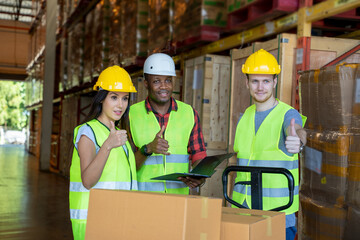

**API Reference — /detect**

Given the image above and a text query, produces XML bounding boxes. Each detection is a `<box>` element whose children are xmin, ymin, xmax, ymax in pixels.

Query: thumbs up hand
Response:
<box><xmin>104</xmin><ymin>121</ymin><xmax>128</xmax><ymax>150</ymax></box>
<box><xmin>147</xmin><ymin>125</ymin><xmax>170</xmax><ymax>155</ymax></box>
<box><xmin>285</xmin><ymin>118</ymin><xmax>301</xmax><ymax>154</ymax></box>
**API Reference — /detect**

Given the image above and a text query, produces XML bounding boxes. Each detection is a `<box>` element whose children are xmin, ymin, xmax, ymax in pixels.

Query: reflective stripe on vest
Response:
<box><xmin>69</xmin><ymin>119</ymin><xmax>138</xmax><ymax>221</ymax></box>
<box><xmin>129</xmin><ymin>100</ymin><xmax>194</xmax><ymax>194</ymax></box>
<box><xmin>237</xmin><ymin>158</ymin><xmax>299</xmax><ymax>170</ymax></box>
<box><xmin>233</xmin><ymin>100</ymin><xmax>306</xmax><ymax>215</ymax></box>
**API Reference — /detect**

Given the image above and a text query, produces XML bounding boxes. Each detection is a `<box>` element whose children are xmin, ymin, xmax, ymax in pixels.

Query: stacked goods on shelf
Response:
<box><xmin>120</xmin><ymin>0</ymin><xmax>148</xmax><ymax>66</ymax></box>
<box><xmin>67</xmin><ymin>22</ymin><xmax>84</xmax><ymax>89</ymax></box>
<box><xmin>28</xmin><ymin>108</ymin><xmax>42</xmax><ymax>159</ymax></box>
<box><xmin>148</xmin><ymin>0</ymin><xmax>173</xmax><ymax>53</ymax></box>
<box><xmin>108</xmin><ymin>0</ymin><xmax>121</xmax><ymax>66</ymax></box>
<box><xmin>83</xmin><ymin>10</ymin><xmax>95</xmax><ymax>83</ymax></box>
<box><xmin>173</xmin><ymin>0</ymin><xmax>226</xmax><ymax>49</ymax></box>
<box><xmin>299</xmin><ymin>64</ymin><xmax>360</xmax><ymax>240</ymax></box>
<box><xmin>59</xmin><ymin>95</ymin><xmax>79</xmax><ymax>177</ymax></box>
<box><xmin>93</xmin><ymin>1</ymin><xmax>105</xmax><ymax>77</ymax></box>
<box><xmin>183</xmin><ymin>55</ymin><xmax>230</xmax><ymax>198</ymax></box>
<box><xmin>226</xmin><ymin>0</ymin><xmax>298</xmax><ymax>31</ymax></box>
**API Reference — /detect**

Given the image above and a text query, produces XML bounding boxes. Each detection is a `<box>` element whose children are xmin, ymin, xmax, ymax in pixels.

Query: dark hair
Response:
<box><xmin>82</xmin><ymin>90</ymin><xmax>131</xmax><ymax>129</ymax></box>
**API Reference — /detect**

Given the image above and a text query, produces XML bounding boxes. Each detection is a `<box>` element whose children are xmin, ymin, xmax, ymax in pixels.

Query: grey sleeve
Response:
<box><xmin>75</xmin><ymin>125</ymin><xmax>100</xmax><ymax>154</ymax></box>
<box><xmin>283</xmin><ymin>109</ymin><xmax>303</xmax><ymax>135</ymax></box>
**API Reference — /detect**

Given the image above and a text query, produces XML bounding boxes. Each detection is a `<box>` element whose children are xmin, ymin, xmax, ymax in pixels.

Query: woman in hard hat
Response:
<box><xmin>69</xmin><ymin>66</ymin><xmax>138</xmax><ymax>240</ymax></box>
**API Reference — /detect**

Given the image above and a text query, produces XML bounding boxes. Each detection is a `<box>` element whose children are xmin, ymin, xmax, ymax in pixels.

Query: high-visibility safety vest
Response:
<box><xmin>233</xmin><ymin>100</ymin><xmax>306</xmax><ymax>215</ymax></box>
<box><xmin>129</xmin><ymin>100</ymin><xmax>194</xmax><ymax>194</ymax></box>
<box><xmin>69</xmin><ymin>119</ymin><xmax>137</xmax><ymax>240</ymax></box>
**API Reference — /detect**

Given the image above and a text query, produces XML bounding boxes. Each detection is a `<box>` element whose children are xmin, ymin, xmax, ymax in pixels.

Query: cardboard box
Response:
<box><xmin>85</xmin><ymin>189</ymin><xmax>223</xmax><ymax>240</ymax></box>
<box><xmin>221</xmin><ymin>207</ymin><xmax>285</xmax><ymax>240</ymax></box>
<box><xmin>301</xmin><ymin>64</ymin><xmax>360</xmax><ymax>132</ymax></box>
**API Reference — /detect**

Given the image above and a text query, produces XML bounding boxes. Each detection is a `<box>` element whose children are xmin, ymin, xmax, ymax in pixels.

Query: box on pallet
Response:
<box><xmin>299</xmin><ymin>196</ymin><xmax>347</xmax><ymax>240</ymax></box>
<box><xmin>183</xmin><ymin>54</ymin><xmax>231</xmax><ymax>151</ymax></box>
<box><xmin>346</xmin><ymin>134</ymin><xmax>360</xmax><ymax>208</ymax></box>
<box><xmin>221</xmin><ymin>207</ymin><xmax>285</xmax><ymax>240</ymax></box>
<box><xmin>301</xmin><ymin>130</ymin><xmax>352</xmax><ymax>205</ymax></box>
<box><xmin>120</xmin><ymin>0</ymin><xmax>148</xmax><ymax>65</ymax></box>
<box><xmin>300</xmin><ymin>64</ymin><xmax>360</xmax><ymax>132</ymax></box>
<box><xmin>148</xmin><ymin>0</ymin><xmax>172</xmax><ymax>53</ymax></box>
<box><xmin>344</xmin><ymin>205</ymin><xmax>360</xmax><ymax>238</ymax></box>
<box><xmin>85</xmin><ymin>189</ymin><xmax>223</xmax><ymax>240</ymax></box>
<box><xmin>173</xmin><ymin>0</ymin><xmax>226</xmax><ymax>48</ymax></box>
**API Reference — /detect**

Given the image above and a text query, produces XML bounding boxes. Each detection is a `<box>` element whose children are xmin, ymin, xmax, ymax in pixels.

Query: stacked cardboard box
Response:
<box><xmin>148</xmin><ymin>0</ymin><xmax>172</xmax><ymax>53</ymax></box>
<box><xmin>120</xmin><ymin>0</ymin><xmax>148</xmax><ymax>65</ymax></box>
<box><xmin>83</xmin><ymin>10</ymin><xmax>95</xmax><ymax>83</ymax></box>
<box><xmin>93</xmin><ymin>2</ymin><xmax>105</xmax><ymax>77</ymax></box>
<box><xmin>299</xmin><ymin>64</ymin><xmax>360</xmax><ymax>239</ymax></box>
<box><xmin>108</xmin><ymin>0</ymin><xmax>122</xmax><ymax>66</ymax></box>
<box><xmin>173</xmin><ymin>0</ymin><xmax>226</xmax><ymax>46</ymax></box>
<box><xmin>67</xmin><ymin>22</ymin><xmax>84</xmax><ymax>89</ymax></box>
<box><xmin>85</xmin><ymin>189</ymin><xmax>285</xmax><ymax>240</ymax></box>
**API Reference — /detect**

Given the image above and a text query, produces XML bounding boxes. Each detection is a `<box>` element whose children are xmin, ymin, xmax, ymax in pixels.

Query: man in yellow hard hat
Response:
<box><xmin>232</xmin><ymin>49</ymin><xmax>307</xmax><ymax>240</ymax></box>
<box><xmin>128</xmin><ymin>53</ymin><xmax>207</xmax><ymax>194</ymax></box>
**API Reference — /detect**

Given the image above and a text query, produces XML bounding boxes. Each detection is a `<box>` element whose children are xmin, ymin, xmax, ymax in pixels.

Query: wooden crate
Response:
<box><xmin>183</xmin><ymin>54</ymin><xmax>231</xmax><ymax>151</ymax></box>
<box><xmin>228</xmin><ymin>33</ymin><xmax>360</xmax><ymax>164</ymax></box>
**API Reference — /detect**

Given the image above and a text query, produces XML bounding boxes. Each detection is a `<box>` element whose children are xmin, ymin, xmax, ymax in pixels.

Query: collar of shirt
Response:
<box><xmin>145</xmin><ymin>97</ymin><xmax>178</xmax><ymax>115</ymax></box>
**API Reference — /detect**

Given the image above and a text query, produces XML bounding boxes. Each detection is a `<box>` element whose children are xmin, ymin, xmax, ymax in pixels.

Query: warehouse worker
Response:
<box><xmin>232</xmin><ymin>49</ymin><xmax>306</xmax><ymax>240</ymax></box>
<box><xmin>69</xmin><ymin>66</ymin><xmax>138</xmax><ymax>240</ymax></box>
<box><xmin>128</xmin><ymin>53</ymin><xmax>206</xmax><ymax>194</ymax></box>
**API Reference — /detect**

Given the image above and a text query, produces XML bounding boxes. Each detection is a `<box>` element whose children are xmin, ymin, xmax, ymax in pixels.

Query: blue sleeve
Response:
<box><xmin>283</xmin><ymin>109</ymin><xmax>303</xmax><ymax>135</ymax></box>
<box><xmin>75</xmin><ymin>125</ymin><xmax>100</xmax><ymax>154</ymax></box>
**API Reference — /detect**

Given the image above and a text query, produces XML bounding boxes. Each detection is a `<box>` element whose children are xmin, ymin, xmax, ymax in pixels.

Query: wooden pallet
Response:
<box><xmin>227</xmin><ymin>0</ymin><xmax>298</xmax><ymax>31</ymax></box>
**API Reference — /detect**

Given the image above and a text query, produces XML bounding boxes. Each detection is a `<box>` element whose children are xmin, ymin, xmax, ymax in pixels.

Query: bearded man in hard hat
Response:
<box><xmin>128</xmin><ymin>53</ymin><xmax>206</xmax><ymax>194</ymax></box>
<box><xmin>232</xmin><ymin>49</ymin><xmax>307</xmax><ymax>240</ymax></box>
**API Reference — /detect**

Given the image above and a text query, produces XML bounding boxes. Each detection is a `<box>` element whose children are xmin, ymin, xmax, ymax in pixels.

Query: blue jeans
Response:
<box><xmin>286</xmin><ymin>226</ymin><xmax>297</xmax><ymax>240</ymax></box>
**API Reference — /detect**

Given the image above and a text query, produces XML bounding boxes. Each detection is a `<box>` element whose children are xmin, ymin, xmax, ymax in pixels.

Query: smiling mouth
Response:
<box><xmin>114</xmin><ymin>111</ymin><xmax>122</xmax><ymax>115</ymax></box>
<box><xmin>158</xmin><ymin>91</ymin><xmax>169</xmax><ymax>97</ymax></box>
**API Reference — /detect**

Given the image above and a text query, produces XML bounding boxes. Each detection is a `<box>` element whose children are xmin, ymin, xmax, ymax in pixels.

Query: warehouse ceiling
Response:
<box><xmin>0</xmin><ymin>0</ymin><xmax>33</xmax><ymax>23</ymax></box>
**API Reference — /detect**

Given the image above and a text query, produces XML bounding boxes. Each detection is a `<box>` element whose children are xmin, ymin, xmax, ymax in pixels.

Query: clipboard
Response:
<box><xmin>151</xmin><ymin>152</ymin><xmax>235</xmax><ymax>181</ymax></box>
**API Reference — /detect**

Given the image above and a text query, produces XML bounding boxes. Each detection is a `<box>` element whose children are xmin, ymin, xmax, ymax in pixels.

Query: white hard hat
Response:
<box><xmin>143</xmin><ymin>53</ymin><xmax>176</xmax><ymax>76</ymax></box>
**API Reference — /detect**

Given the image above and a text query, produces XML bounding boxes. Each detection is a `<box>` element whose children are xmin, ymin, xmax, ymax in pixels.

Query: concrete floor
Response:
<box><xmin>0</xmin><ymin>144</ymin><xmax>73</xmax><ymax>239</ymax></box>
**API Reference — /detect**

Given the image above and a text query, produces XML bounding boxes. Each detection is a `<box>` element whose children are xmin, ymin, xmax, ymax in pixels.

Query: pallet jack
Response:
<box><xmin>222</xmin><ymin>166</ymin><xmax>295</xmax><ymax>210</ymax></box>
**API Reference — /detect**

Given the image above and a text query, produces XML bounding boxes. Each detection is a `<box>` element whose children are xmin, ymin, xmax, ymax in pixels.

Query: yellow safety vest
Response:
<box><xmin>233</xmin><ymin>100</ymin><xmax>306</xmax><ymax>215</ymax></box>
<box><xmin>69</xmin><ymin>119</ymin><xmax>137</xmax><ymax>240</ymax></box>
<box><xmin>129</xmin><ymin>100</ymin><xmax>194</xmax><ymax>194</ymax></box>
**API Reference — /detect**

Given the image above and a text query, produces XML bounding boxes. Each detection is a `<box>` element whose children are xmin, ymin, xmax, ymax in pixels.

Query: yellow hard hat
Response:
<box><xmin>242</xmin><ymin>49</ymin><xmax>281</xmax><ymax>75</ymax></box>
<box><xmin>93</xmin><ymin>65</ymin><xmax>137</xmax><ymax>92</ymax></box>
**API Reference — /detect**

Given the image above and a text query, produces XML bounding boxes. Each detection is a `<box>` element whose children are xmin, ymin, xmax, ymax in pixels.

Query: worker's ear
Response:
<box><xmin>273</xmin><ymin>76</ymin><xmax>278</xmax><ymax>89</ymax></box>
